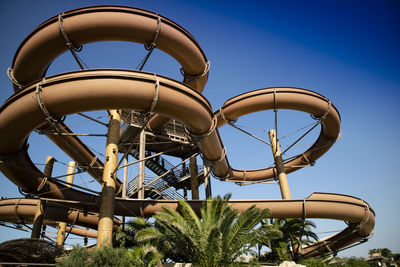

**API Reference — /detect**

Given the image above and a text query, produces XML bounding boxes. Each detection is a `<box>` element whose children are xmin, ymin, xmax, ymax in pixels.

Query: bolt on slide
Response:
<box><xmin>0</xmin><ymin>5</ymin><xmax>373</xmax><ymax>257</ymax></box>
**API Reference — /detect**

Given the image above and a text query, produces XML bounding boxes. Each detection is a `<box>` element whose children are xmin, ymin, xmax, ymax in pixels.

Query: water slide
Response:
<box><xmin>0</xmin><ymin>198</ymin><xmax>109</xmax><ymax>239</ymax></box>
<box><xmin>0</xmin><ymin>5</ymin><xmax>374</xmax><ymax>256</ymax></box>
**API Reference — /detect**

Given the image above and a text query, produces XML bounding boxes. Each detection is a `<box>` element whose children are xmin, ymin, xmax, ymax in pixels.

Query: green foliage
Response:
<box><xmin>57</xmin><ymin>245</ymin><xmax>88</xmax><ymax>267</ymax></box>
<box><xmin>259</xmin><ymin>241</ymin><xmax>291</xmax><ymax>265</ymax></box>
<box><xmin>368</xmin><ymin>248</ymin><xmax>400</xmax><ymax>266</ymax></box>
<box><xmin>128</xmin><ymin>244</ymin><xmax>163</xmax><ymax>267</ymax></box>
<box><xmin>301</xmin><ymin>257</ymin><xmax>328</xmax><ymax>267</ymax></box>
<box><xmin>368</xmin><ymin>248</ymin><xmax>393</xmax><ymax>258</ymax></box>
<box><xmin>340</xmin><ymin>257</ymin><xmax>370</xmax><ymax>267</ymax></box>
<box><xmin>393</xmin><ymin>253</ymin><xmax>400</xmax><ymax>265</ymax></box>
<box><xmin>217</xmin><ymin>263</ymin><xmax>261</xmax><ymax>267</ymax></box>
<box><xmin>264</xmin><ymin>218</ymin><xmax>319</xmax><ymax>262</ymax></box>
<box><xmin>136</xmin><ymin>194</ymin><xmax>281</xmax><ymax>266</ymax></box>
<box><xmin>275</xmin><ymin>241</ymin><xmax>292</xmax><ymax>262</ymax></box>
<box><xmin>90</xmin><ymin>246</ymin><xmax>133</xmax><ymax>266</ymax></box>
<box><xmin>57</xmin><ymin>245</ymin><xmax>162</xmax><ymax>267</ymax></box>
<box><xmin>114</xmin><ymin>217</ymin><xmax>152</xmax><ymax>248</ymax></box>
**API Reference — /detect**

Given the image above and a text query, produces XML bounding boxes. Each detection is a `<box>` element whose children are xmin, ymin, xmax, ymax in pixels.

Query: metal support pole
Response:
<box><xmin>122</xmin><ymin>157</ymin><xmax>128</xmax><ymax>230</ymax></box>
<box><xmin>268</xmin><ymin>129</ymin><xmax>291</xmax><ymax>199</ymax></box>
<box><xmin>40</xmin><ymin>225</ymin><xmax>47</xmax><ymax>240</ymax></box>
<box><xmin>190</xmin><ymin>156</ymin><xmax>199</xmax><ymax>200</ymax></box>
<box><xmin>31</xmin><ymin>156</ymin><xmax>55</xmax><ymax>239</ymax></box>
<box><xmin>203</xmin><ymin>161</ymin><xmax>212</xmax><ymax>199</ymax></box>
<box><xmin>122</xmin><ymin>157</ymin><xmax>128</xmax><ymax>199</ymax></box>
<box><xmin>182</xmin><ymin>161</ymin><xmax>186</xmax><ymax>175</ymax></box>
<box><xmin>138</xmin><ymin>130</ymin><xmax>146</xmax><ymax>199</ymax></box>
<box><xmin>56</xmin><ymin>161</ymin><xmax>75</xmax><ymax>247</ymax></box>
<box><xmin>97</xmin><ymin>110</ymin><xmax>120</xmax><ymax>247</ymax></box>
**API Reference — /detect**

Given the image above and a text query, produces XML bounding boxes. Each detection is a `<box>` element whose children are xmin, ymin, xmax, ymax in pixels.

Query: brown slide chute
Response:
<box><xmin>0</xmin><ymin>198</ymin><xmax>119</xmax><ymax>238</ymax></box>
<box><xmin>0</xmin><ymin>5</ymin><xmax>373</xmax><ymax>257</ymax></box>
<box><xmin>10</xmin><ymin>5</ymin><xmax>209</xmax><ymax>131</ymax></box>
<box><xmin>9</xmin><ymin>5</ymin><xmax>210</xmax><ymax>192</ymax></box>
<box><xmin>0</xmin><ymin>193</ymin><xmax>374</xmax><ymax>256</ymax></box>
<box><xmin>215</xmin><ymin>87</ymin><xmax>341</xmax><ymax>181</ymax></box>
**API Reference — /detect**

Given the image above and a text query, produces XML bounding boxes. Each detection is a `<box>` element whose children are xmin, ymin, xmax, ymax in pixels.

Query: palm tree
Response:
<box><xmin>135</xmin><ymin>194</ymin><xmax>282</xmax><ymax>266</ymax></box>
<box><xmin>128</xmin><ymin>244</ymin><xmax>163</xmax><ymax>267</ymax></box>
<box><xmin>266</xmin><ymin>218</ymin><xmax>318</xmax><ymax>262</ymax></box>
<box><xmin>113</xmin><ymin>218</ymin><xmax>163</xmax><ymax>266</ymax></box>
<box><xmin>114</xmin><ymin>217</ymin><xmax>152</xmax><ymax>249</ymax></box>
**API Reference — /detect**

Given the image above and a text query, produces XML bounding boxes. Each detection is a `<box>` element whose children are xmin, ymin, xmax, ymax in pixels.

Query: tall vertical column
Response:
<box><xmin>122</xmin><ymin>157</ymin><xmax>128</xmax><ymax>199</ymax></box>
<box><xmin>31</xmin><ymin>156</ymin><xmax>55</xmax><ymax>239</ymax></box>
<box><xmin>190</xmin><ymin>156</ymin><xmax>199</xmax><ymax>200</ymax></box>
<box><xmin>138</xmin><ymin>130</ymin><xmax>146</xmax><ymax>199</ymax></box>
<box><xmin>40</xmin><ymin>225</ymin><xmax>47</xmax><ymax>240</ymax></box>
<box><xmin>203</xmin><ymin>161</ymin><xmax>212</xmax><ymax>199</ymax></box>
<box><xmin>268</xmin><ymin>130</ymin><xmax>291</xmax><ymax>199</ymax></box>
<box><xmin>97</xmin><ymin>110</ymin><xmax>120</xmax><ymax>247</ymax></box>
<box><xmin>56</xmin><ymin>161</ymin><xmax>76</xmax><ymax>247</ymax></box>
<box><xmin>121</xmin><ymin>157</ymin><xmax>128</xmax><ymax>230</ymax></box>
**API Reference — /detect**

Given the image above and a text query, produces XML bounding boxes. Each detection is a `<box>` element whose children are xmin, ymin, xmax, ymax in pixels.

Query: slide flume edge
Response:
<box><xmin>0</xmin><ymin>193</ymin><xmax>374</xmax><ymax>257</ymax></box>
<box><xmin>8</xmin><ymin>5</ymin><xmax>211</xmax><ymax>192</ymax></box>
<box><xmin>0</xmin><ymin>70</ymin><xmax>341</xmax><ymax>183</ymax></box>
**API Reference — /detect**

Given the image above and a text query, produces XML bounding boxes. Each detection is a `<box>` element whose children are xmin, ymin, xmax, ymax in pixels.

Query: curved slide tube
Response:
<box><xmin>0</xmin><ymin>198</ymin><xmax>119</xmax><ymax>239</ymax></box>
<box><xmin>215</xmin><ymin>87</ymin><xmax>341</xmax><ymax>181</ymax></box>
<box><xmin>10</xmin><ymin>5</ymin><xmax>209</xmax><ymax>130</ymax></box>
<box><xmin>0</xmin><ymin>5</ymin><xmax>373</xmax><ymax>257</ymax></box>
<box><xmin>0</xmin><ymin>70</ymin><xmax>216</xmax><ymax>199</ymax></box>
<box><xmin>5</xmin><ymin>4</ymin><xmax>340</xmax><ymax>181</ymax></box>
<box><xmin>0</xmin><ymin>193</ymin><xmax>374</xmax><ymax>256</ymax></box>
<box><xmin>8</xmin><ymin>5</ymin><xmax>210</xmax><ymax>191</ymax></box>
<box><xmin>11</xmin><ymin>5</ymin><xmax>208</xmax><ymax>91</ymax></box>
<box><xmin>0</xmin><ymin>70</ymin><xmax>339</xmax><ymax>190</ymax></box>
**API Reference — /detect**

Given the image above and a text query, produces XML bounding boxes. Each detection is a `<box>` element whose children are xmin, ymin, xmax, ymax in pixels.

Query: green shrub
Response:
<box><xmin>90</xmin><ymin>246</ymin><xmax>133</xmax><ymax>266</ymax></box>
<box><xmin>342</xmin><ymin>257</ymin><xmax>370</xmax><ymax>267</ymax></box>
<box><xmin>57</xmin><ymin>245</ymin><xmax>88</xmax><ymax>267</ymax></box>
<box><xmin>301</xmin><ymin>257</ymin><xmax>328</xmax><ymax>267</ymax></box>
<box><xmin>57</xmin><ymin>245</ymin><xmax>162</xmax><ymax>267</ymax></box>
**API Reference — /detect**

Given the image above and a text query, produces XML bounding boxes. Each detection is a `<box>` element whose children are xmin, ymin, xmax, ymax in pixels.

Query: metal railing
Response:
<box><xmin>123</xmin><ymin>111</ymin><xmax>188</xmax><ymax>138</ymax></box>
<box><xmin>127</xmin><ymin>175</ymin><xmax>184</xmax><ymax>200</ymax></box>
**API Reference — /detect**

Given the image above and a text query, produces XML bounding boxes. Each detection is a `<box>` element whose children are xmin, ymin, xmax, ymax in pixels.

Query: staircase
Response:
<box><xmin>129</xmin><ymin>150</ymin><xmax>182</xmax><ymax>188</ymax></box>
<box><xmin>120</xmin><ymin>111</ymin><xmax>205</xmax><ymax>200</ymax></box>
<box><xmin>127</xmin><ymin>175</ymin><xmax>184</xmax><ymax>200</ymax></box>
<box><xmin>126</xmin><ymin>150</ymin><xmax>204</xmax><ymax>199</ymax></box>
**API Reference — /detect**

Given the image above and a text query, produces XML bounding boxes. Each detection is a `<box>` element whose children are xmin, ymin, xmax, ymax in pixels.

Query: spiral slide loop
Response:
<box><xmin>0</xmin><ymin>5</ymin><xmax>373</xmax><ymax>257</ymax></box>
<box><xmin>215</xmin><ymin>87</ymin><xmax>341</xmax><ymax>181</ymax></box>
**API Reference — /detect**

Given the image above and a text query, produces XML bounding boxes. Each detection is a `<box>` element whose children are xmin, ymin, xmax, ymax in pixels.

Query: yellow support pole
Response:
<box><xmin>138</xmin><ymin>130</ymin><xmax>146</xmax><ymax>199</ymax></box>
<box><xmin>121</xmin><ymin>157</ymin><xmax>128</xmax><ymax>230</ymax></box>
<box><xmin>97</xmin><ymin>110</ymin><xmax>120</xmax><ymax>247</ymax></box>
<box><xmin>190</xmin><ymin>156</ymin><xmax>199</xmax><ymax>200</ymax></box>
<box><xmin>31</xmin><ymin>156</ymin><xmax>55</xmax><ymax>239</ymax></box>
<box><xmin>268</xmin><ymin>130</ymin><xmax>291</xmax><ymax>199</ymax></box>
<box><xmin>56</xmin><ymin>161</ymin><xmax>76</xmax><ymax>247</ymax></box>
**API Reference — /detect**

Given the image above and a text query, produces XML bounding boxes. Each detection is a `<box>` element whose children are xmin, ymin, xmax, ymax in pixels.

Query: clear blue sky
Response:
<box><xmin>0</xmin><ymin>0</ymin><xmax>399</xmax><ymax>258</ymax></box>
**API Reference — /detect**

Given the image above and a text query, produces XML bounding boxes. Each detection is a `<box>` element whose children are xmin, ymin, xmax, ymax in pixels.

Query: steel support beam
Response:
<box><xmin>31</xmin><ymin>156</ymin><xmax>55</xmax><ymax>239</ymax></box>
<box><xmin>190</xmin><ymin>156</ymin><xmax>199</xmax><ymax>200</ymax></box>
<box><xmin>268</xmin><ymin>130</ymin><xmax>291</xmax><ymax>199</ymax></box>
<box><xmin>203</xmin><ymin>160</ymin><xmax>212</xmax><ymax>198</ymax></box>
<box><xmin>138</xmin><ymin>130</ymin><xmax>146</xmax><ymax>199</ymax></box>
<box><xmin>97</xmin><ymin>110</ymin><xmax>120</xmax><ymax>247</ymax></box>
<box><xmin>56</xmin><ymin>161</ymin><xmax>76</xmax><ymax>247</ymax></box>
